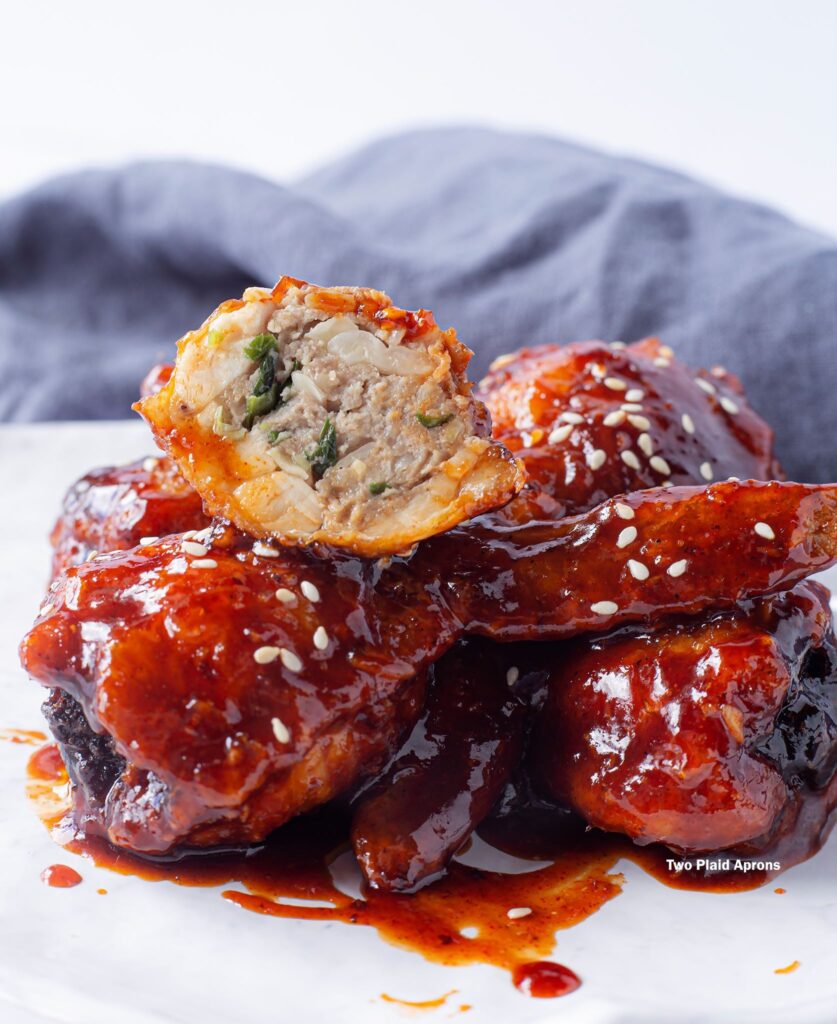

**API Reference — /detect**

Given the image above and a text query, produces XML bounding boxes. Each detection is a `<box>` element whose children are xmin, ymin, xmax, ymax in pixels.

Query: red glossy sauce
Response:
<box><xmin>512</xmin><ymin>960</ymin><xmax>581</xmax><ymax>998</ymax></box>
<box><xmin>41</xmin><ymin>864</ymin><xmax>82</xmax><ymax>888</ymax></box>
<box><xmin>23</xmin><ymin>742</ymin><xmax>819</xmax><ymax>1000</ymax></box>
<box><xmin>28</xmin><ymin>743</ymin><xmax>66</xmax><ymax>780</ymax></box>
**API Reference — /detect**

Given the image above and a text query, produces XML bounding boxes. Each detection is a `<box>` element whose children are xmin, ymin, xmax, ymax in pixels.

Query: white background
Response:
<box><xmin>2</xmin><ymin>0</ymin><xmax>836</xmax><ymax>236</ymax></box>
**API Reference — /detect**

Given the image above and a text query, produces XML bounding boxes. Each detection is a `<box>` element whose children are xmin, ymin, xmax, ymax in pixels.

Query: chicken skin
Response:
<box><xmin>22</xmin><ymin>322</ymin><xmax>837</xmax><ymax>867</ymax></box>
<box><xmin>532</xmin><ymin>581</ymin><xmax>837</xmax><ymax>854</ymax></box>
<box><xmin>138</xmin><ymin>277</ymin><xmax>523</xmax><ymax>557</ymax></box>
<box><xmin>478</xmin><ymin>337</ymin><xmax>781</xmax><ymax>520</ymax></box>
<box><xmin>49</xmin><ymin>456</ymin><xmax>209</xmax><ymax>578</ymax></box>
<box><xmin>22</xmin><ymin>479</ymin><xmax>837</xmax><ymax>853</ymax></box>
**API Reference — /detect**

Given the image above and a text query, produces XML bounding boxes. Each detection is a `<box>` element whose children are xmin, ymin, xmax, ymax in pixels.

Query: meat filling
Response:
<box><xmin>138</xmin><ymin>279</ymin><xmax>523</xmax><ymax>556</ymax></box>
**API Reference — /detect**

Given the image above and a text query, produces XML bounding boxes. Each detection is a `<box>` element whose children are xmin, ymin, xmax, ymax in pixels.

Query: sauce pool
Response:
<box><xmin>24</xmin><ymin>742</ymin><xmax>821</xmax><ymax>1001</ymax></box>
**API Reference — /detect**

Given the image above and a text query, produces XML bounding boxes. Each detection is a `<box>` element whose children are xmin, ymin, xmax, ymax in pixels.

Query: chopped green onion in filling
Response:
<box><xmin>416</xmin><ymin>411</ymin><xmax>453</xmax><ymax>428</ymax></box>
<box><xmin>243</xmin><ymin>333</ymin><xmax>277</xmax><ymax>361</ymax></box>
<box><xmin>243</xmin><ymin>352</ymin><xmax>280</xmax><ymax>429</ymax></box>
<box><xmin>306</xmin><ymin>418</ymin><xmax>338</xmax><ymax>481</ymax></box>
<box><xmin>369</xmin><ymin>481</ymin><xmax>390</xmax><ymax>495</ymax></box>
<box><xmin>266</xmin><ymin>428</ymin><xmax>292</xmax><ymax>445</ymax></box>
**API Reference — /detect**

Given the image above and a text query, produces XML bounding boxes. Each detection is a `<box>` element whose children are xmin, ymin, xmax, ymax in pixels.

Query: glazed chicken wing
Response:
<box><xmin>24</xmin><ymin>524</ymin><xmax>453</xmax><ymax>853</ymax></box>
<box><xmin>351</xmin><ymin>639</ymin><xmax>528</xmax><ymax>892</ymax></box>
<box><xmin>137</xmin><ymin>277</ymin><xmax>523</xmax><ymax>557</ymax></box>
<box><xmin>49</xmin><ymin>456</ymin><xmax>209</xmax><ymax>578</ymax></box>
<box><xmin>22</xmin><ymin>477</ymin><xmax>837</xmax><ymax>853</ymax></box>
<box><xmin>532</xmin><ymin>581</ymin><xmax>837</xmax><ymax>855</ymax></box>
<box><xmin>478</xmin><ymin>337</ymin><xmax>781</xmax><ymax>520</ymax></box>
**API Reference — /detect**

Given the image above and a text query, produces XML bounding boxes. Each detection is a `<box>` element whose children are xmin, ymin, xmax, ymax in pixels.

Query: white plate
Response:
<box><xmin>0</xmin><ymin>422</ymin><xmax>834</xmax><ymax>1024</ymax></box>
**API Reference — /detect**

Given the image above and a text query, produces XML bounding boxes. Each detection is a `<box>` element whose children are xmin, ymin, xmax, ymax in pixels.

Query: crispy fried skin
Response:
<box><xmin>49</xmin><ymin>457</ymin><xmax>209</xmax><ymax>578</ymax></box>
<box><xmin>351</xmin><ymin>640</ymin><xmax>527</xmax><ymax>892</ymax></box>
<box><xmin>137</xmin><ymin>278</ymin><xmax>523</xmax><ymax>557</ymax></box>
<box><xmin>532</xmin><ymin>582</ymin><xmax>837</xmax><ymax>853</ymax></box>
<box><xmin>479</xmin><ymin>338</ymin><xmax>781</xmax><ymax>519</ymax></box>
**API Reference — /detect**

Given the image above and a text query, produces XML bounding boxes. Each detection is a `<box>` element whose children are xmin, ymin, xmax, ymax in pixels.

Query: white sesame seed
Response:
<box><xmin>711</xmin><ymin>365</ymin><xmax>727</xmax><ymax>378</ymax></box>
<box><xmin>507</xmin><ymin>907</ymin><xmax>532</xmax><ymax>920</ymax></box>
<box><xmin>696</xmin><ymin>378</ymin><xmax>716</xmax><ymax>396</ymax></box>
<box><xmin>313</xmin><ymin>626</ymin><xmax>329</xmax><ymax>650</ymax></box>
<box><xmin>271</xmin><ymin>717</ymin><xmax>291</xmax><ymax>744</ymax></box>
<box><xmin>460</xmin><ymin>926</ymin><xmax>479</xmax><ymax>939</ymax></box>
<box><xmin>720</xmin><ymin>396</ymin><xmax>739</xmax><ymax>415</ymax></box>
<box><xmin>280</xmin><ymin>648</ymin><xmax>303</xmax><ymax>672</ymax></box>
<box><xmin>754</xmin><ymin>521</ymin><xmax>776</xmax><ymax>540</ymax></box>
<box><xmin>253</xmin><ymin>541</ymin><xmax>279</xmax><ymax>558</ymax></box>
<box><xmin>549</xmin><ymin>424</ymin><xmax>574</xmax><ymax>444</ymax></box>
<box><xmin>610</xmin><ymin>341</ymin><xmax>627</xmax><ymax>350</ymax></box>
<box><xmin>700</xmin><ymin>461</ymin><xmax>714</xmax><ymax>481</ymax></box>
<box><xmin>87</xmin><ymin>550</ymin><xmax>99</xmax><ymax>561</ymax></box>
<box><xmin>681</xmin><ymin>413</ymin><xmax>695</xmax><ymax>435</ymax></box>
<box><xmin>182</xmin><ymin>530</ymin><xmax>198</xmax><ymax>540</ymax></box>
<box><xmin>621</xmin><ymin>450</ymin><xmax>640</xmax><ymax>470</ymax></box>
<box><xmin>628</xmin><ymin>414</ymin><xmax>651</xmax><ymax>431</ymax></box>
<box><xmin>506</xmin><ymin>666</ymin><xmax>520</xmax><ymax>687</ymax></box>
<box><xmin>275</xmin><ymin>588</ymin><xmax>296</xmax><ymax>604</ymax></box>
<box><xmin>191</xmin><ymin>558</ymin><xmax>218</xmax><ymax>569</ymax></box>
<box><xmin>142</xmin><ymin>457</ymin><xmax>159</xmax><ymax>473</ymax></box>
<box><xmin>587</xmin><ymin>449</ymin><xmax>607</xmax><ymax>471</ymax></box>
<box><xmin>254</xmin><ymin>646</ymin><xmax>280</xmax><ymax>665</ymax></box>
<box><xmin>192</xmin><ymin>527</ymin><xmax>213</xmax><ymax>542</ymax></box>
<box><xmin>627</xmin><ymin>559</ymin><xmax>649</xmax><ymax>580</ymax></box>
<box><xmin>621</xmin><ymin>403</ymin><xmax>644</xmax><ymax>413</ymax></box>
<box><xmin>591</xmin><ymin>600</ymin><xmax>619</xmax><ymax>615</ymax></box>
<box><xmin>561</xmin><ymin>411</ymin><xmax>584</xmax><ymax>424</ymax></box>
<box><xmin>615</xmin><ymin>502</ymin><xmax>635</xmax><ymax>520</ymax></box>
<box><xmin>662</xmin><ymin>480</ymin><xmax>674</xmax><ymax>488</ymax></box>
<box><xmin>668</xmin><ymin>559</ymin><xmax>688</xmax><ymax>577</ymax></box>
<box><xmin>300</xmin><ymin>581</ymin><xmax>320</xmax><ymax>603</ymax></box>
<box><xmin>39</xmin><ymin>601</ymin><xmax>54</xmax><ymax>616</ymax></box>
<box><xmin>728</xmin><ymin>476</ymin><xmax>740</xmax><ymax>482</ymax></box>
<box><xmin>625</xmin><ymin>388</ymin><xmax>645</xmax><ymax>402</ymax></box>
<box><xmin>603</xmin><ymin>410</ymin><xmax>626</xmax><ymax>427</ymax></box>
<box><xmin>653</xmin><ymin>357</ymin><xmax>671</xmax><ymax>368</ymax></box>
<box><xmin>650</xmin><ymin>456</ymin><xmax>671</xmax><ymax>476</ymax></box>
<box><xmin>604</xmin><ymin>377</ymin><xmax>627</xmax><ymax>391</ymax></box>
<box><xmin>139</xmin><ymin>536</ymin><xmax>159</xmax><ymax>546</ymax></box>
<box><xmin>616</xmin><ymin>526</ymin><xmax>637</xmax><ymax>548</ymax></box>
<box><xmin>181</xmin><ymin>541</ymin><xmax>208</xmax><ymax>557</ymax></box>
<box><xmin>637</xmin><ymin>433</ymin><xmax>654</xmax><ymax>457</ymax></box>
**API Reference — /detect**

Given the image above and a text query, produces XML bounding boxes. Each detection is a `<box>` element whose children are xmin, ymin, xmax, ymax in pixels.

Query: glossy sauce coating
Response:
<box><xmin>49</xmin><ymin>456</ymin><xmax>208</xmax><ymax>578</ymax></box>
<box><xmin>479</xmin><ymin>338</ymin><xmax>781</xmax><ymax>519</ymax></box>
<box><xmin>352</xmin><ymin>639</ymin><xmax>528</xmax><ymax>892</ymax></box>
<box><xmin>532</xmin><ymin>581</ymin><xmax>837</xmax><ymax>852</ymax></box>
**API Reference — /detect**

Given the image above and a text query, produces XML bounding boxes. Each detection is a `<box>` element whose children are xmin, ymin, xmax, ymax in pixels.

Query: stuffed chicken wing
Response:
<box><xmin>138</xmin><ymin>277</ymin><xmax>523</xmax><ymax>556</ymax></box>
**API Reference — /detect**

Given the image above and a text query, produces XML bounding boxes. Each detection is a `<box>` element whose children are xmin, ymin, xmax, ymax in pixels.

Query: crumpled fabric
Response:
<box><xmin>1</xmin><ymin>126</ymin><xmax>835</xmax><ymax>479</ymax></box>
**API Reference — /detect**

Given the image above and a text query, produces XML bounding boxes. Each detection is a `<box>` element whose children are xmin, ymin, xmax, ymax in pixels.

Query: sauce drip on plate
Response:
<box><xmin>24</xmin><ymin>742</ymin><xmax>821</xmax><ymax>1000</ymax></box>
<box><xmin>40</xmin><ymin>864</ymin><xmax>82</xmax><ymax>888</ymax></box>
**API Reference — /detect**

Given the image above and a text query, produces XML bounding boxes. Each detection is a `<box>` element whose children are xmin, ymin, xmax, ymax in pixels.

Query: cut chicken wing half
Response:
<box><xmin>137</xmin><ymin>277</ymin><xmax>524</xmax><ymax>556</ymax></box>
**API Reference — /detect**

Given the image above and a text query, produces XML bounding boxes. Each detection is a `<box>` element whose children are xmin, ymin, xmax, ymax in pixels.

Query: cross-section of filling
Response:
<box><xmin>138</xmin><ymin>277</ymin><xmax>524</xmax><ymax>556</ymax></box>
